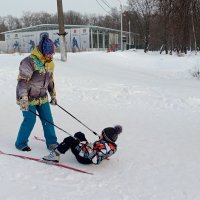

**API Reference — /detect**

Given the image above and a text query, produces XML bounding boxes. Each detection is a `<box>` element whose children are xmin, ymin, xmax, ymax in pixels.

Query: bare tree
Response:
<box><xmin>4</xmin><ymin>15</ymin><xmax>22</xmax><ymax>30</ymax></box>
<box><xmin>128</xmin><ymin>0</ymin><xmax>156</xmax><ymax>52</ymax></box>
<box><xmin>158</xmin><ymin>0</ymin><xmax>174</xmax><ymax>54</ymax></box>
<box><xmin>0</xmin><ymin>17</ymin><xmax>8</xmax><ymax>40</ymax></box>
<box><xmin>64</xmin><ymin>11</ymin><xmax>83</xmax><ymax>25</ymax></box>
<box><xmin>21</xmin><ymin>12</ymin><xmax>54</xmax><ymax>27</ymax></box>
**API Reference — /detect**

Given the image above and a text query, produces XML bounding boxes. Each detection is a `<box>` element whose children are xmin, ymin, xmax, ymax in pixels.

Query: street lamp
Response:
<box><xmin>117</xmin><ymin>0</ymin><xmax>123</xmax><ymax>51</ymax></box>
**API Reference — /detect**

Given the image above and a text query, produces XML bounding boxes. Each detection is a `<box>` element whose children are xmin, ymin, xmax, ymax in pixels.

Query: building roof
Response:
<box><xmin>0</xmin><ymin>24</ymin><xmax>138</xmax><ymax>35</ymax></box>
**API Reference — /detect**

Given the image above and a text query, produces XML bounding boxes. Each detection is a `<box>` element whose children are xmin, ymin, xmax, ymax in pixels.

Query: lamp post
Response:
<box><xmin>57</xmin><ymin>0</ymin><xmax>67</xmax><ymax>61</ymax></box>
<box><xmin>116</xmin><ymin>0</ymin><xmax>123</xmax><ymax>51</ymax></box>
<box><xmin>129</xmin><ymin>20</ymin><xmax>131</xmax><ymax>49</ymax></box>
<box><xmin>120</xmin><ymin>4</ymin><xmax>123</xmax><ymax>51</ymax></box>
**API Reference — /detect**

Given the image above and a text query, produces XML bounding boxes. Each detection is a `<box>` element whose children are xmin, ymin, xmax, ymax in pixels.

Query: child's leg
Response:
<box><xmin>74</xmin><ymin>132</ymin><xmax>87</xmax><ymax>142</ymax></box>
<box><xmin>71</xmin><ymin>132</ymin><xmax>93</xmax><ymax>164</ymax></box>
<box><xmin>56</xmin><ymin>136</ymin><xmax>79</xmax><ymax>154</ymax></box>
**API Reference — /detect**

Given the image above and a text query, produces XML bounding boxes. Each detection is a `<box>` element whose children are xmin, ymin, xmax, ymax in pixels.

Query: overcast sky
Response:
<box><xmin>0</xmin><ymin>0</ymin><xmax>128</xmax><ymax>17</ymax></box>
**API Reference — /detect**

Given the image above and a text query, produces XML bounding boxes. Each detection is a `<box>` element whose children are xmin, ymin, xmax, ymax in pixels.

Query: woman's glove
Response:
<box><xmin>50</xmin><ymin>96</ymin><xmax>57</xmax><ymax>105</ymax></box>
<box><xmin>20</xmin><ymin>96</ymin><xmax>29</xmax><ymax>111</ymax></box>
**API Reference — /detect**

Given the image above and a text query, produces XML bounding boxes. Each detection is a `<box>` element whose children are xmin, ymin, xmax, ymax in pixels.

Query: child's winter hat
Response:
<box><xmin>102</xmin><ymin>125</ymin><xmax>122</xmax><ymax>143</ymax></box>
<box><xmin>38</xmin><ymin>35</ymin><xmax>55</xmax><ymax>55</ymax></box>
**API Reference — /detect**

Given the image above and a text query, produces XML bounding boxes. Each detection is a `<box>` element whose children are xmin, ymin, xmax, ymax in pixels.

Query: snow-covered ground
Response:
<box><xmin>0</xmin><ymin>50</ymin><xmax>200</xmax><ymax>200</ymax></box>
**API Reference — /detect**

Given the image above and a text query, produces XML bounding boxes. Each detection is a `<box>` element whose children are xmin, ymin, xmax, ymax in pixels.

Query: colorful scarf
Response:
<box><xmin>30</xmin><ymin>47</ymin><xmax>55</xmax><ymax>73</ymax></box>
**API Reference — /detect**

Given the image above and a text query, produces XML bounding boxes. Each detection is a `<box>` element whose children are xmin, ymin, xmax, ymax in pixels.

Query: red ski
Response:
<box><xmin>0</xmin><ymin>150</ymin><xmax>93</xmax><ymax>175</ymax></box>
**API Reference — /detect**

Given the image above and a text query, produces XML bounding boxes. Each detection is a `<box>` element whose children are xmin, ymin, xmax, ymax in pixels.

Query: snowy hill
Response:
<box><xmin>0</xmin><ymin>50</ymin><xmax>200</xmax><ymax>200</ymax></box>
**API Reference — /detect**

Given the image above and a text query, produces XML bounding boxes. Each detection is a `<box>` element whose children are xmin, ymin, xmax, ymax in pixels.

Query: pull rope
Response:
<box><xmin>29</xmin><ymin>110</ymin><xmax>75</xmax><ymax>139</ymax></box>
<box><xmin>56</xmin><ymin>103</ymin><xmax>100</xmax><ymax>139</ymax></box>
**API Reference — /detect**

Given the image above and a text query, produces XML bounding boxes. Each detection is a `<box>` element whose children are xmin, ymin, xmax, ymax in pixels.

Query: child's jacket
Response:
<box><xmin>75</xmin><ymin>139</ymin><xmax>117</xmax><ymax>164</ymax></box>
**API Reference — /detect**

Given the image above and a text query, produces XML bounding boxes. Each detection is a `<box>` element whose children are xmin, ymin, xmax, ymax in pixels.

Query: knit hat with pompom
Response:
<box><xmin>102</xmin><ymin>125</ymin><xmax>122</xmax><ymax>143</ymax></box>
<box><xmin>38</xmin><ymin>35</ymin><xmax>55</xmax><ymax>55</ymax></box>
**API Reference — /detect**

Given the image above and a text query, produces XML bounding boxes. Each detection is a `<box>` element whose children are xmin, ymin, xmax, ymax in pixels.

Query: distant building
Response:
<box><xmin>0</xmin><ymin>41</ymin><xmax>6</xmax><ymax>53</ymax></box>
<box><xmin>0</xmin><ymin>24</ymin><xmax>138</xmax><ymax>53</ymax></box>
